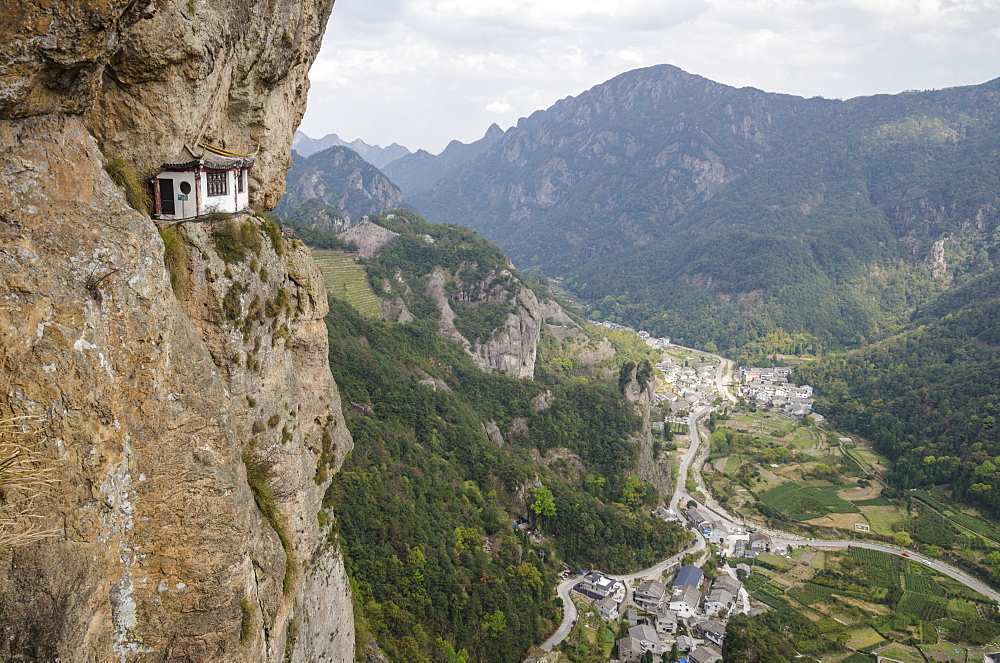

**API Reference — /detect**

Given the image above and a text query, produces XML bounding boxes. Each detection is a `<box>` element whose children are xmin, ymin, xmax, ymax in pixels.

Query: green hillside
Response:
<box><xmin>316</xmin><ymin>214</ymin><xmax>687</xmax><ymax>662</ymax></box>
<box><xmin>796</xmin><ymin>278</ymin><xmax>1000</xmax><ymax>522</ymax></box>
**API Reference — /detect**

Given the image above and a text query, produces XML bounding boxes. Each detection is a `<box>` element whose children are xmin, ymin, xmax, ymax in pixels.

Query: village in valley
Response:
<box><xmin>569</xmin><ymin>518</ymin><xmax>786</xmax><ymax>663</ymax></box>
<box><xmin>537</xmin><ymin>325</ymin><xmax>1000</xmax><ymax>663</ymax></box>
<box><xmin>550</xmin><ymin>325</ymin><xmax>793</xmax><ymax>663</ymax></box>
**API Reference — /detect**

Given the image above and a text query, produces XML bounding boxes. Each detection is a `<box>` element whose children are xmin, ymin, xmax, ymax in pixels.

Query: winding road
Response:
<box><xmin>536</xmin><ymin>348</ymin><xmax>999</xmax><ymax>654</ymax></box>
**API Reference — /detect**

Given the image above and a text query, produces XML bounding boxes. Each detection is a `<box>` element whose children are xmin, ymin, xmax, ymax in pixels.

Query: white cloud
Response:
<box><xmin>299</xmin><ymin>0</ymin><xmax>1000</xmax><ymax>153</ymax></box>
<box><xmin>486</xmin><ymin>100</ymin><xmax>513</xmax><ymax>113</ymax></box>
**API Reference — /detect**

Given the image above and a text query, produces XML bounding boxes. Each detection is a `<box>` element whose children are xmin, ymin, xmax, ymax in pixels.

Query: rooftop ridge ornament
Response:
<box><xmin>198</xmin><ymin>142</ymin><xmax>261</xmax><ymax>158</ymax></box>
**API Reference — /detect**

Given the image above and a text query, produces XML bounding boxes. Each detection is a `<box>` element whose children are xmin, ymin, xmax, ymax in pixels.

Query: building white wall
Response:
<box><xmin>156</xmin><ymin>168</ymin><xmax>249</xmax><ymax>220</ymax></box>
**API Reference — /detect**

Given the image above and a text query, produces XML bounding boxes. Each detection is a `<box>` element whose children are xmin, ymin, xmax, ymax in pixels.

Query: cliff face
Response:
<box><xmin>621</xmin><ymin>364</ymin><xmax>673</xmax><ymax>499</ymax></box>
<box><xmin>423</xmin><ymin>267</ymin><xmax>573</xmax><ymax>380</ymax></box>
<box><xmin>0</xmin><ymin>0</ymin><xmax>353</xmax><ymax>659</ymax></box>
<box><xmin>1</xmin><ymin>0</ymin><xmax>331</xmax><ymax>208</ymax></box>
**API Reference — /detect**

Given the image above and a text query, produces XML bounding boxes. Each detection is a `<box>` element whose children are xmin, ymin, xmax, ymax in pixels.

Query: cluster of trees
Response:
<box><xmin>796</xmin><ymin>291</ymin><xmax>1000</xmax><ymax>518</ymax></box>
<box><xmin>722</xmin><ymin>611</ymin><xmax>818</xmax><ymax>662</ymax></box>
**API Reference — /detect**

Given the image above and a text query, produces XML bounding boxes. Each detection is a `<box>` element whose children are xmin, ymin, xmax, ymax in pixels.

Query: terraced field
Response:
<box><xmin>760</xmin><ymin>481</ymin><xmax>860</xmax><ymax>521</ymax></box>
<box><xmin>312</xmin><ymin>250</ymin><xmax>382</xmax><ymax>317</ymax></box>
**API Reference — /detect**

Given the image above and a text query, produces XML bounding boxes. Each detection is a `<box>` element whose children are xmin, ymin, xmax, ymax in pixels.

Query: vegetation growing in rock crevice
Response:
<box><xmin>158</xmin><ymin>226</ymin><xmax>192</xmax><ymax>298</ymax></box>
<box><xmin>242</xmin><ymin>450</ymin><xmax>297</xmax><ymax>596</ymax></box>
<box><xmin>103</xmin><ymin>156</ymin><xmax>151</xmax><ymax>213</ymax></box>
<box><xmin>239</xmin><ymin>597</ymin><xmax>256</xmax><ymax>643</ymax></box>
<box><xmin>212</xmin><ymin>218</ymin><xmax>263</xmax><ymax>264</ymax></box>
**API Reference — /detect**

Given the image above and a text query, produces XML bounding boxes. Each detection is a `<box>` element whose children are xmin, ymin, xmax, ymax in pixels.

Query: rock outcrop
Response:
<box><xmin>621</xmin><ymin>363</ymin><xmax>673</xmax><ymax>499</ymax></box>
<box><xmin>0</xmin><ymin>0</ymin><xmax>353</xmax><ymax>659</ymax></box>
<box><xmin>425</xmin><ymin>268</ymin><xmax>554</xmax><ymax>379</ymax></box>
<box><xmin>470</xmin><ymin>287</ymin><xmax>545</xmax><ymax>379</ymax></box>
<box><xmin>1</xmin><ymin>0</ymin><xmax>331</xmax><ymax>208</ymax></box>
<box><xmin>339</xmin><ymin>218</ymin><xmax>401</xmax><ymax>259</ymax></box>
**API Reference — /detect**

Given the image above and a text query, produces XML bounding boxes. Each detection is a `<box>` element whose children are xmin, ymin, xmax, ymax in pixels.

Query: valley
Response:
<box><xmin>302</xmin><ymin>216</ymin><xmax>999</xmax><ymax>661</ymax></box>
<box><xmin>4</xmin><ymin>0</ymin><xmax>998</xmax><ymax>660</ymax></box>
<box><xmin>521</xmin><ymin>324</ymin><xmax>1000</xmax><ymax>663</ymax></box>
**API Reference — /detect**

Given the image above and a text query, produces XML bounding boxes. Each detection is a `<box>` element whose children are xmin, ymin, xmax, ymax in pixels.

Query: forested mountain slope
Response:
<box><xmin>796</xmin><ymin>267</ymin><xmax>1000</xmax><ymax>520</ymax></box>
<box><xmin>315</xmin><ymin>212</ymin><xmax>687</xmax><ymax>661</ymax></box>
<box><xmin>412</xmin><ymin>64</ymin><xmax>1000</xmax><ymax>358</ymax></box>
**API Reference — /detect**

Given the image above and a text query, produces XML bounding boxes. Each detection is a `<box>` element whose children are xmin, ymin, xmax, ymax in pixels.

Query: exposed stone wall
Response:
<box><xmin>0</xmin><ymin>0</ymin><xmax>353</xmax><ymax>657</ymax></box>
<box><xmin>0</xmin><ymin>115</ymin><xmax>353</xmax><ymax>660</ymax></box>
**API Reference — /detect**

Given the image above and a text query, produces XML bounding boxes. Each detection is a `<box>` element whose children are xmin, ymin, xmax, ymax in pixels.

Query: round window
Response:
<box><xmin>179</xmin><ymin>181</ymin><xmax>192</xmax><ymax>194</ymax></box>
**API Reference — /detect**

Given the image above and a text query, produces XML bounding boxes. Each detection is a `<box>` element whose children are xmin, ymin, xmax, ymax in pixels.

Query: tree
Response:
<box><xmin>894</xmin><ymin>531</ymin><xmax>913</xmax><ymax>549</ymax></box>
<box><xmin>622</xmin><ymin>475</ymin><xmax>646</xmax><ymax>509</ymax></box>
<box><xmin>480</xmin><ymin>609</ymin><xmax>506</xmax><ymax>639</ymax></box>
<box><xmin>529</xmin><ymin>486</ymin><xmax>557</xmax><ymax>520</ymax></box>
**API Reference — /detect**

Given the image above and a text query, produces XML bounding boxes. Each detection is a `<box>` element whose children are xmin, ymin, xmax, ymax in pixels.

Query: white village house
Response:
<box><xmin>153</xmin><ymin>145</ymin><xmax>255</xmax><ymax>220</ymax></box>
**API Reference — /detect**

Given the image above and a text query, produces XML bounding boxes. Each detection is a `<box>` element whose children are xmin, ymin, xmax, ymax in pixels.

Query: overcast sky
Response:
<box><xmin>300</xmin><ymin>0</ymin><xmax>1000</xmax><ymax>154</ymax></box>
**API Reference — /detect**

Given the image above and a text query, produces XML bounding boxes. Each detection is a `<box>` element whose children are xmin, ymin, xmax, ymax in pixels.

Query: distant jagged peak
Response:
<box><xmin>293</xmin><ymin>130</ymin><xmax>411</xmax><ymax>167</ymax></box>
<box><xmin>381</xmin><ymin>122</ymin><xmax>508</xmax><ymax>196</ymax></box>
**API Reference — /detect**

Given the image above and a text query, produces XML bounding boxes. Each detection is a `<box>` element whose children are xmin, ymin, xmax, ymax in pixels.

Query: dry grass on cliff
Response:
<box><xmin>158</xmin><ymin>226</ymin><xmax>192</xmax><ymax>298</ymax></box>
<box><xmin>0</xmin><ymin>416</ymin><xmax>60</xmax><ymax>548</ymax></box>
<box><xmin>103</xmin><ymin>156</ymin><xmax>152</xmax><ymax>214</ymax></box>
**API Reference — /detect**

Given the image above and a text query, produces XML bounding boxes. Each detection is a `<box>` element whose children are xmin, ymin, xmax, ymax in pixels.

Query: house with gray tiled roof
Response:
<box><xmin>634</xmin><ymin>579</ymin><xmax>666</xmax><ymax>611</ymax></box>
<box><xmin>615</xmin><ymin>636</ymin><xmax>644</xmax><ymax>663</ymax></box>
<box><xmin>667</xmin><ymin>584</ymin><xmax>701</xmax><ymax>618</ymax></box>
<box><xmin>689</xmin><ymin>644</ymin><xmax>723</xmax><ymax>663</ymax></box>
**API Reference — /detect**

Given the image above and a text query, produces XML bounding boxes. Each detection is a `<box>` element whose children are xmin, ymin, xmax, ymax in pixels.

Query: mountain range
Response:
<box><xmin>277</xmin><ymin>145</ymin><xmax>403</xmax><ymax>224</ymax></box>
<box><xmin>381</xmin><ymin>122</ymin><xmax>505</xmax><ymax>196</ymax></box>
<box><xmin>292</xmin><ymin>130</ymin><xmax>411</xmax><ymax>168</ymax></box>
<box><xmin>407</xmin><ymin>64</ymin><xmax>1000</xmax><ymax>359</ymax></box>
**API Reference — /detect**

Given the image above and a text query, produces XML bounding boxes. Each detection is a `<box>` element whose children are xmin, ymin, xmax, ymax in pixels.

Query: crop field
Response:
<box><xmin>874</xmin><ymin>643</ymin><xmax>925</xmax><ymax>663</ymax></box>
<box><xmin>740</xmin><ymin>546</ymin><xmax>1000</xmax><ymax>660</ymax></box>
<box><xmin>312</xmin><ymin>250</ymin><xmax>382</xmax><ymax>317</ymax></box>
<box><xmin>847</xmin><ymin>547</ymin><xmax>900</xmax><ymax>588</ymax></box>
<box><xmin>849</xmin><ymin>495</ymin><xmax>894</xmax><ymax>506</ymax></box>
<box><xmin>903</xmin><ymin>572</ymin><xmax>944</xmax><ymax>597</ymax></box>
<box><xmin>915</xmin><ymin>490</ymin><xmax>1000</xmax><ymax>544</ymax></box>
<box><xmin>859</xmin><ymin>506</ymin><xmax>905</xmax><ymax>535</ymax></box>
<box><xmin>845</xmin><ymin>626</ymin><xmax>886</xmax><ymax>650</ymax></box>
<box><xmin>788</xmin><ymin>582</ymin><xmax>839</xmax><ymax>606</ymax></box>
<box><xmin>896</xmin><ymin>591</ymin><xmax>948</xmax><ymax>620</ymax></box>
<box><xmin>760</xmin><ymin>482</ymin><xmax>859</xmax><ymax>521</ymax></box>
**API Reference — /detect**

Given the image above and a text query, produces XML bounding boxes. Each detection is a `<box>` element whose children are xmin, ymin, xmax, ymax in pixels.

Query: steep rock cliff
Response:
<box><xmin>424</xmin><ymin>267</ymin><xmax>567</xmax><ymax>379</ymax></box>
<box><xmin>621</xmin><ymin>363</ymin><xmax>673</xmax><ymax>499</ymax></box>
<box><xmin>0</xmin><ymin>0</ymin><xmax>352</xmax><ymax>659</ymax></box>
<box><xmin>1</xmin><ymin>0</ymin><xmax>332</xmax><ymax>208</ymax></box>
<box><xmin>0</xmin><ymin>119</ymin><xmax>353</xmax><ymax>660</ymax></box>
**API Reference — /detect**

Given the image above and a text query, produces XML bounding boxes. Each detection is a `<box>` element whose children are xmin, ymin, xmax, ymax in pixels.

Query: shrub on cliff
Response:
<box><xmin>211</xmin><ymin>218</ymin><xmax>262</xmax><ymax>263</ymax></box>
